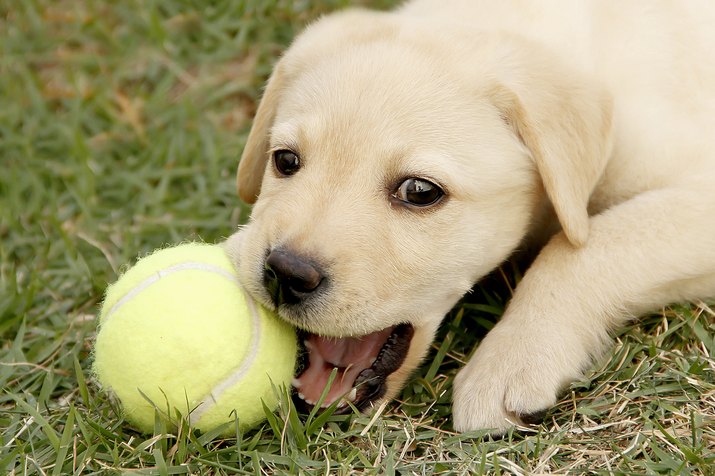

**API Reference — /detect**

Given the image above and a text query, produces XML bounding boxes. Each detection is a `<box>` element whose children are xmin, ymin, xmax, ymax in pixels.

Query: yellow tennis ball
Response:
<box><xmin>93</xmin><ymin>242</ymin><xmax>297</xmax><ymax>435</ymax></box>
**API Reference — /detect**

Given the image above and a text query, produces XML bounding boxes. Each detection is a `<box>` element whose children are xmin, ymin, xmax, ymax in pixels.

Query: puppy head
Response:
<box><xmin>228</xmin><ymin>10</ymin><xmax>612</xmax><ymax>411</ymax></box>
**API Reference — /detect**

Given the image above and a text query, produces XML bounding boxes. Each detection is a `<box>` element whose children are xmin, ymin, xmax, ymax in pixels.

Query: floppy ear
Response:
<box><xmin>237</xmin><ymin>62</ymin><xmax>287</xmax><ymax>204</ymax></box>
<box><xmin>490</xmin><ymin>71</ymin><xmax>613</xmax><ymax>247</ymax></box>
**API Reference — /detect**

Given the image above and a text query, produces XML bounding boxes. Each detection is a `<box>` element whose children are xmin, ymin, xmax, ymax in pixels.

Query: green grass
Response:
<box><xmin>1</xmin><ymin>1</ymin><xmax>714</xmax><ymax>474</ymax></box>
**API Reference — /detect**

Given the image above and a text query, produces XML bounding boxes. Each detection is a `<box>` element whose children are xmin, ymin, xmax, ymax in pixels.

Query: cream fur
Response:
<box><xmin>228</xmin><ymin>0</ymin><xmax>715</xmax><ymax>433</ymax></box>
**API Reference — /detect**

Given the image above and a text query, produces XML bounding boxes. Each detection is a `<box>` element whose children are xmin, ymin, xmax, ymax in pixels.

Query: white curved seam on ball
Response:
<box><xmin>189</xmin><ymin>284</ymin><xmax>261</xmax><ymax>425</ymax></box>
<box><xmin>103</xmin><ymin>262</ymin><xmax>237</xmax><ymax>321</ymax></box>
<box><xmin>102</xmin><ymin>259</ymin><xmax>263</xmax><ymax>427</ymax></box>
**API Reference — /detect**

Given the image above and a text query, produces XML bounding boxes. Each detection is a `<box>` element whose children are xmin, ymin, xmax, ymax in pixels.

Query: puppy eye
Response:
<box><xmin>393</xmin><ymin>178</ymin><xmax>444</xmax><ymax>207</ymax></box>
<box><xmin>273</xmin><ymin>149</ymin><xmax>301</xmax><ymax>176</ymax></box>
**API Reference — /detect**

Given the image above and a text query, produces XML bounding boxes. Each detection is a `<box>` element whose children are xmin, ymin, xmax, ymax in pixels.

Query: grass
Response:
<box><xmin>1</xmin><ymin>0</ymin><xmax>713</xmax><ymax>474</ymax></box>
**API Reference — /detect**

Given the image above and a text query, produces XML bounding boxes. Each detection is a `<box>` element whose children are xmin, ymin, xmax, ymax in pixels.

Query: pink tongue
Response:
<box><xmin>294</xmin><ymin>328</ymin><xmax>394</xmax><ymax>406</ymax></box>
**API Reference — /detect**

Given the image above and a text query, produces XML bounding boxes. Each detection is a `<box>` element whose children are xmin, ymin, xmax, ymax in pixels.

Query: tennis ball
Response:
<box><xmin>93</xmin><ymin>242</ymin><xmax>297</xmax><ymax>435</ymax></box>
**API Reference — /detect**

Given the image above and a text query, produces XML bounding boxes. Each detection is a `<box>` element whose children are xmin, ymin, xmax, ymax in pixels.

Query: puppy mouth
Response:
<box><xmin>292</xmin><ymin>323</ymin><xmax>415</xmax><ymax>413</ymax></box>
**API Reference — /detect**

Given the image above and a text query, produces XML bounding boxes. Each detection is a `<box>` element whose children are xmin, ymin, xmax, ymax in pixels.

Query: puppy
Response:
<box><xmin>224</xmin><ymin>0</ymin><xmax>715</xmax><ymax>433</ymax></box>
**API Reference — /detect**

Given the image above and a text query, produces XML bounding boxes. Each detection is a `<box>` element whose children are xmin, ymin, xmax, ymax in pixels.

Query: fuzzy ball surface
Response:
<box><xmin>93</xmin><ymin>243</ymin><xmax>297</xmax><ymax>435</ymax></box>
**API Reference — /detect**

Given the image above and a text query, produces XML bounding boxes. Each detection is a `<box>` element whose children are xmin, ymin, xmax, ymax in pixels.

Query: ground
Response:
<box><xmin>1</xmin><ymin>1</ymin><xmax>713</xmax><ymax>474</ymax></box>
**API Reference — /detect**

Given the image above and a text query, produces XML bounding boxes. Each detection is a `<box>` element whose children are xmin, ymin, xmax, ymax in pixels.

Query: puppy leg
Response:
<box><xmin>453</xmin><ymin>186</ymin><xmax>715</xmax><ymax>433</ymax></box>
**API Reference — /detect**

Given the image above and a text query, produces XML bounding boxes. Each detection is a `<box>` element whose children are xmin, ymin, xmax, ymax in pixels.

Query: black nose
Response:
<box><xmin>264</xmin><ymin>249</ymin><xmax>324</xmax><ymax>306</ymax></box>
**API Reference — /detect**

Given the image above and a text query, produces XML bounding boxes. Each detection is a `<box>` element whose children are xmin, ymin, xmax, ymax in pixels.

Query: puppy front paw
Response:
<box><xmin>452</xmin><ymin>323</ymin><xmax>586</xmax><ymax>434</ymax></box>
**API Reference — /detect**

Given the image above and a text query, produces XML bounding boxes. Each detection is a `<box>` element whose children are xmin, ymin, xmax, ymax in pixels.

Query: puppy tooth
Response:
<box><xmin>303</xmin><ymin>340</ymin><xmax>314</xmax><ymax>350</ymax></box>
<box><xmin>306</xmin><ymin>398</ymin><xmax>315</xmax><ymax>406</ymax></box>
<box><xmin>348</xmin><ymin>387</ymin><xmax>357</xmax><ymax>402</ymax></box>
<box><xmin>337</xmin><ymin>400</ymin><xmax>348</xmax><ymax>409</ymax></box>
<box><xmin>298</xmin><ymin>392</ymin><xmax>306</xmax><ymax>401</ymax></box>
<box><xmin>292</xmin><ymin>378</ymin><xmax>302</xmax><ymax>389</ymax></box>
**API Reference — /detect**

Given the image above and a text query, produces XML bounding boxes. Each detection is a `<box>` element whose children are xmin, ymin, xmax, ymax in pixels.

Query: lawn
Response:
<box><xmin>1</xmin><ymin>1</ymin><xmax>713</xmax><ymax>474</ymax></box>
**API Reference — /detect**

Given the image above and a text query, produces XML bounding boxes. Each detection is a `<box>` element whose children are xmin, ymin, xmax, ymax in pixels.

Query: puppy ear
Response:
<box><xmin>237</xmin><ymin>62</ymin><xmax>286</xmax><ymax>204</ymax></box>
<box><xmin>490</xmin><ymin>73</ymin><xmax>613</xmax><ymax>247</ymax></box>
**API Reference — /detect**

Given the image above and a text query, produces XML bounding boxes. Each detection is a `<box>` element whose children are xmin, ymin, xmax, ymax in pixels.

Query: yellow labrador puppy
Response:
<box><xmin>225</xmin><ymin>0</ymin><xmax>715</xmax><ymax>433</ymax></box>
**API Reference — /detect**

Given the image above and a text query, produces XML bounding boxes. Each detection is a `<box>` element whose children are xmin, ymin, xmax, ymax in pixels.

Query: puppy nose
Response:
<box><xmin>264</xmin><ymin>249</ymin><xmax>324</xmax><ymax>306</ymax></box>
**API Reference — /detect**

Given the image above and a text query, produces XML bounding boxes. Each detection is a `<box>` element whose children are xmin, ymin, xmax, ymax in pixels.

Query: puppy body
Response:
<box><xmin>228</xmin><ymin>0</ymin><xmax>715</xmax><ymax>432</ymax></box>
